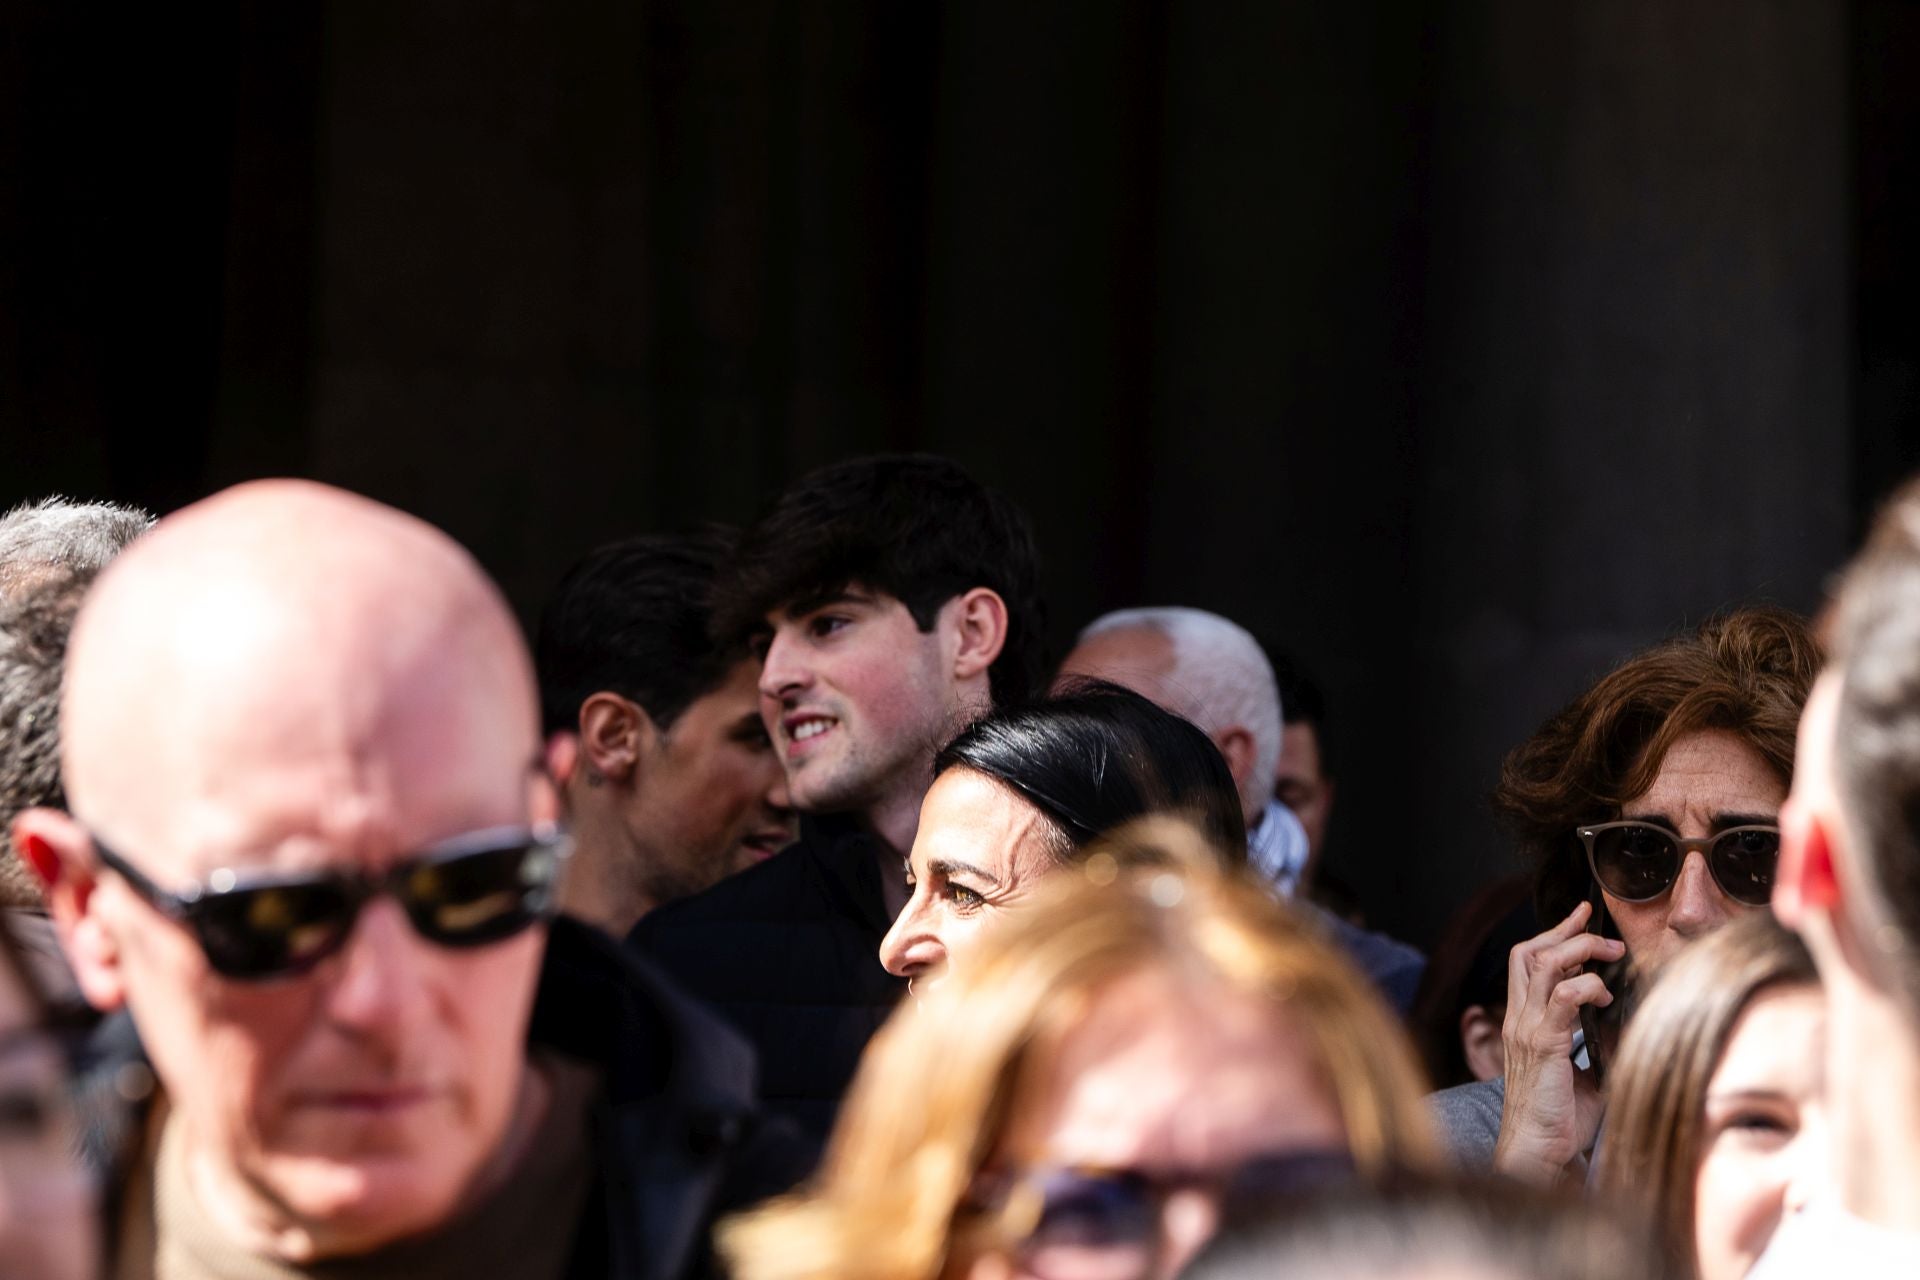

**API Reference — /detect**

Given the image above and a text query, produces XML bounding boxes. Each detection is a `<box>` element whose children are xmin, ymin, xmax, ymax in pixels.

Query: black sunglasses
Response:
<box><xmin>967</xmin><ymin>1149</ymin><xmax>1355</xmax><ymax>1280</ymax></box>
<box><xmin>90</xmin><ymin>824</ymin><xmax>570</xmax><ymax>981</ymax></box>
<box><xmin>1577</xmin><ymin>820</ymin><xmax>1779</xmax><ymax>908</ymax></box>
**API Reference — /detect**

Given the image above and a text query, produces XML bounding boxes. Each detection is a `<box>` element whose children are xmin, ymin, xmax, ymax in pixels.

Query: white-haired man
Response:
<box><xmin>1060</xmin><ymin>606</ymin><xmax>1424</xmax><ymax>1010</ymax></box>
<box><xmin>1058</xmin><ymin>606</ymin><xmax>1312</xmax><ymax>893</ymax></box>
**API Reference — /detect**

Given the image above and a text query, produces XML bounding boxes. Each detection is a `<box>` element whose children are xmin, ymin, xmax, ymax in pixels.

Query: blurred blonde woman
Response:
<box><xmin>724</xmin><ymin>818</ymin><xmax>1436</xmax><ymax>1280</ymax></box>
<box><xmin>1595</xmin><ymin>913</ymin><xmax>1828</xmax><ymax>1280</ymax></box>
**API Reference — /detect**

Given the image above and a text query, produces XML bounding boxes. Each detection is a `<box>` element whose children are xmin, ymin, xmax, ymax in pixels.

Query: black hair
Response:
<box><xmin>1268</xmin><ymin>646</ymin><xmax>1335</xmax><ymax>780</ymax></box>
<box><xmin>932</xmin><ymin>679</ymin><xmax>1247</xmax><ymax>864</ymax></box>
<box><xmin>534</xmin><ymin>529</ymin><xmax>740</xmax><ymax>738</ymax></box>
<box><xmin>711</xmin><ymin>454</ymin><xmax>1047</xmax><ymax>709</ymax></box>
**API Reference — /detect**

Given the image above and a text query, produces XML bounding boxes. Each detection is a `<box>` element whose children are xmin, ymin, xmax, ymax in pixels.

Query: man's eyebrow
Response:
<box><xmin>779</xmin><ymin>587</ymin><xmax>875</xmax><ymax>620</ymax></box>
<box><xmin>930</xmin><ymin>857</ymin><xmax>1000</xmax><ymax>887</ymax></box>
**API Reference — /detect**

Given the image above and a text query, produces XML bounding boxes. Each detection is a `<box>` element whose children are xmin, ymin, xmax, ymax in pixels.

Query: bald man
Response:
<box><xmin>11</xmin><ymin>482</ymin><xmax>797</xmax><ymax>1279</ymax></box>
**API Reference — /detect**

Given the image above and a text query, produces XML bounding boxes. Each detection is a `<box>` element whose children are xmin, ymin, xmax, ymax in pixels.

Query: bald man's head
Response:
<box><xmin>17</xmin><ymin>481</ymin><xmax>561</xmax><ymax>1261</ymax></box>
<box><xmin>63</xmin><ymin>481</ymin><xmax>538</xmax><ymax>854</ymax></box>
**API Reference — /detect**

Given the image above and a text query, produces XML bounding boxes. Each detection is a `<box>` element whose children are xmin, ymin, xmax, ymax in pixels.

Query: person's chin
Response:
<box><xmin>260</xmin><ymin>1148</ymin><xmax>477</xmax><ymax>1252</ymax></box>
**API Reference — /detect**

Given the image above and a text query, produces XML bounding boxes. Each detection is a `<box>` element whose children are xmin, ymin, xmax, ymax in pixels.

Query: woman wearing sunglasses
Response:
<box><xmin>1595</xmin><ymin>914</ymin><xmax>1828</xmax><ymax>1280</ymax></box>
<box><xmin>723</xmin><ymin>822</ymin><xmax>1436</xmax><ymax>1280</ymax></box>
<box><xmin>1430</xmin><ymin>606</ymin><xmax>1819</xmax><ymax>1183</ymax></box>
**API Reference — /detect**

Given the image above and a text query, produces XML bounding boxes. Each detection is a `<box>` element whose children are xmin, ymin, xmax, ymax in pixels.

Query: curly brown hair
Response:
<box><xmin>1492</xmin><ymin>607</ymin><xmax>1820</xmax><ymax>926</ymax></box>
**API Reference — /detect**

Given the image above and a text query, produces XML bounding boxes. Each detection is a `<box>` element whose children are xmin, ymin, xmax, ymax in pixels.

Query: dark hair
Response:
<box><xmin>1830</xmin><ymin>476</ymin><xmax>1920</xmax><ymax>1012</ymax></box>
<box><xmin>711</xmin><ymin>454</ymin><xmax>1047</xmax><ymax>708</ymax></box>
<box><xmin>1492</xmin><ymin>607</ymin><xmax>1818</xmax><ymax>926</ymax></box>
<box><xmin>1408</xmin><ymin>874</ymin><xmax>1537</xmax><ymax>1088</ymax></box>
<box><xmin>931</xmin><ymin>679</ymin><xmax>1247</xmax><ymax>864</ymax></box>
<box><xmin>0</xmin><ymin>568</ymin><xmax>96</xmax><ymax>908</ymax></box>
<box><xmin>535</xmin><ymin>529</ymin><xmax>740</xmax><ymax>738</ymax></box>
<box><xmin>1269</xmin><ymin>647</ymin><xmax>1336</xmax><ymax>779</ymax></box>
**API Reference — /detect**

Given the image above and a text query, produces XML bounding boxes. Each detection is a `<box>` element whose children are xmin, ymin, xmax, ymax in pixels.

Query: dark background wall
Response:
<box><xmin>5</xmin><ymin>1</ymin><xmax>1915</xmax><ymax>945</ymax></box>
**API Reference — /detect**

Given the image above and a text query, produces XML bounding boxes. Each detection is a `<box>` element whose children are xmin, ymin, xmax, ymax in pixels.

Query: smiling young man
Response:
<box><xmin>537</xmin><ymin>532</ymin><xmax>796</xmax><ymax>937</ymax></box>
<box><xmin>630</xmin><ymin>454</ymin><xmax>1046</xmax><ymax>1147</ymax></box>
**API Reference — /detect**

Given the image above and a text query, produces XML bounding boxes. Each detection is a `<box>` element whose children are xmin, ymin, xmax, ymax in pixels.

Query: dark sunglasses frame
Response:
<box><xmin>1576</xmin><ymin>819</ymin><xmax>1780</xmax><ymax>907</ymax></box>
<box><xmin>966</xmin><ymin>1149</ymin><xmax>1356</xmax><ymax>1280</ymax></box>
<box><xmin>90</xmin><ymin>823</ymin><xmax>571</xmax><ymax>981</ymax></box>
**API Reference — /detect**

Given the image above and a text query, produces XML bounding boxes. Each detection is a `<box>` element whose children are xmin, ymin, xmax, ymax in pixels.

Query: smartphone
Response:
<box><xmin>1579</xmin><ymin>883</ymin><xmax>1624</xmax><ymax>1087</ymax></box>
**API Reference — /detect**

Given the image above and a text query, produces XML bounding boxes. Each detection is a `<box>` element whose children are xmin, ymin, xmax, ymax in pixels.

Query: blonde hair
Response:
<box><xmin>1594</xmin><ymin>914</ymin><xmax>1817</xmax><ymax>1277</ymax></box>
<box><xmin>723</xmin><ymin>818</ymin><xmax>1437</xmax><ymax>1280</ymax></box>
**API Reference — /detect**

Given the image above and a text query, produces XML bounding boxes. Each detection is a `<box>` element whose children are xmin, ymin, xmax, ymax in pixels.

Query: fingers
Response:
<box><xmin>1546</xmin><ymin>971</ymin><xmax>1613</xmax><ymax>1014</ymax></box>
<box><xmin>1506</xmin><ymin>905</ymin><xmax>1626</xmax><ymax>1008</ymax></box>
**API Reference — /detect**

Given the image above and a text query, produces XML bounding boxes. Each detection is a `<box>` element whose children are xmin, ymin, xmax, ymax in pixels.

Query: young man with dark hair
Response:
<box><xmin>1268</xmin><ymin>648</ymin><xmax>1338</xmax><ymax>890</ymax></box>
<box><xmin>631</xmin><ymin>454</ymin><xmax>1046</xmax><ymax>1146</ymax></box>
<box><xmin>536</xmin><ymin>531</ymin><xmax>796</xmax><ymax>936</ymax></box>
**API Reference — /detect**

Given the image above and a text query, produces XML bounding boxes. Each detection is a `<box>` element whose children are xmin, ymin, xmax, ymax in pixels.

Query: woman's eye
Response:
<box><xmin>1719</xmin><ymin>1109</ymin><xmax>1793</xmax><ymax>1141</ymax></box>
<box><xmin>944</xmin><ymin>883</ymin><xmax>986</xmax><ymax>910</ymax></box>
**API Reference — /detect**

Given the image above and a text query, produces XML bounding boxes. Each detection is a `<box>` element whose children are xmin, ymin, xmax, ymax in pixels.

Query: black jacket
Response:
<box><xmin>627</xmin><ymin>814</ymin><xmax>906</xmax><ymax>1153</ymax></box>
<box><xmin>83</xmin><ymin>916</ymin><xmax>807</xmax><ymax>1280</ymax></box>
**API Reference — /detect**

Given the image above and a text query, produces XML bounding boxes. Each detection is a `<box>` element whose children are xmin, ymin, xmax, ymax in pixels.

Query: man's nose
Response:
<box><xmin>322</xmin><ymin>897</ymin><xmax>430</xmax><ymax>1039</ymax></box>
<box><xmin>879</xmin><ymin>898</ymin><xmax>945</xmax><ymax>981</ymax></box>
<box><xmin>1667</xmin><ymin>849</ymin><xmax>1732</xmax><ymax>937</ymax></box>
<box><xmin>759</xmin><ymin>629</ymin><xmax>808</xmax><ymax>702</ymax></box>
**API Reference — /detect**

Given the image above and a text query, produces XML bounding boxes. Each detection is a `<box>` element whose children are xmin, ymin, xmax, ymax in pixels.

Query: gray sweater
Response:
<box><xmin>1427</xmin><ymin>1076</ymin><xmax>1506</xmax><ymax>1171</ymax></box>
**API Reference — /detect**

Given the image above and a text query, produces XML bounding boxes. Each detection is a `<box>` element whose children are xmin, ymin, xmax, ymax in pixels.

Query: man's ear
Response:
<box><xmin>576</xmin><ymin>693</ymin><xmax>654</xmax><ymax>785</ymax></box>
<box><xmin>9</xmin><ymin>808</ymin><xmax>126</xmax><ymax>1012</ymax></box>
<box><xmin>1775</xmin><ymin>799</ymin><xmax>1842</xmax><ymax>929</ymax></box>
<box><xmin>948</xmin><ymin>588</ymin><xmax>1010</xmax><ymax>682</ymax></box>
<box><xmin>1212</xmin><ymin>726</ymin><xmax>1258</xmax><ymax>794</ymax></box>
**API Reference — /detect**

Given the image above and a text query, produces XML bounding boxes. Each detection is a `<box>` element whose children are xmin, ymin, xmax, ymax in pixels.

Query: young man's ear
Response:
<box><xmin>575</xmin><ymin>693</ymin><xmax>657</xmax><ymax>786</ymax></box>
<box><xmin>947</xmin><ymin>588</ymin><xmax>1010</xmax><ymax>682</ymax></box>
<box><xmin>9</xmin><ymin>808</ymin><xmax>126</xmax><ymax>1012</ymax></box>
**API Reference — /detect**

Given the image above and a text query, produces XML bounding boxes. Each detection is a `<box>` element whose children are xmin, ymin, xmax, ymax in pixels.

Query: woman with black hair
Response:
<box><xmin>877</xmin><ymin>680</ymin><xmax>1247</xmax><ymax>989</ymax></box>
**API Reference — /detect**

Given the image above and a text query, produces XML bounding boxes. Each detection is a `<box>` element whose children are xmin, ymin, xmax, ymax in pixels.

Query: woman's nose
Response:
<box><xmin>1666</xmin><ymin>850</ymin><xmax>1734</xmax><ymax>938</ymax></box>
<box><xmin>879</xmin><ymin>900</ymin><xmax>946</xmax><ymax>980</ymax></box>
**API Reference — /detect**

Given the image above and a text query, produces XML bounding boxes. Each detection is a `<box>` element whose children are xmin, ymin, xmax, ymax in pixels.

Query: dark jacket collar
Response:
<box><xmin>794</xmin><ymin>812</ymin><xmax>895</xmax><ymax>936</ymax></box>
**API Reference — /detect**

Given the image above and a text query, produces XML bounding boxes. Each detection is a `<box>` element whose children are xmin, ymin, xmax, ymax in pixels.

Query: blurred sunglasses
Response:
<box><xmin>90</xmin><ymin>823</ymin><xmax>570</xmax><ymax>981</ymax></box>
<box><xmin>1577</xmin><ymin>820</ymin><xmax>1778</xmax><ymax>907</ymax></box>
<box><xmin>967</xmin><ymin>1149</ymin><xmax>1354</xmax><ymax>1280</ymax></box>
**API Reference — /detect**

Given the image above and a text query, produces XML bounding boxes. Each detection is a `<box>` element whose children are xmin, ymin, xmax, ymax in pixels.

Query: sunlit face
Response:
<box><xmin>0</xmin><ymin>953</ymin><xmax>97</xmax><ymax>1280</ymax></box>
<box><xmin>759</xmin><ymin>590</ymin><xmax>960</xmax><ymax>819</ymax></box>
<box><xmin>878</xmin><ymin>769</ymin><xmax>1063</xmax><ymax>987</ymax></box>
<box><xmin>1693</xmin><ymin>984</ymin><xmax>1829</xmax><ymax>1280</ymax></box>
<box><xmin>627</xmin><ymin>658</ymin><xmax>797</xmax><ymax>902</ymax></box>
<box><xmin>1606</xmin><ymin>730</ymin><xmax>1787</xmax><ymax>972</ymax></box>
<box><xmin>91</xmin><ymin>673</ymin><xmax>550</xmax><ymax>1256</ymax></box>
<box><xmin>968</xmin><ymin>969</ymin><xmax>1346</xmax><ymax>1280</ymax></box>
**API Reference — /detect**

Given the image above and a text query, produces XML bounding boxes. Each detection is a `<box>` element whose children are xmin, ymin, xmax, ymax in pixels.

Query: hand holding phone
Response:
<box><xmin>1491</xmin><ymin>898</ymin><xmax>1626</xmax><ymax>1184</ymax></box>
